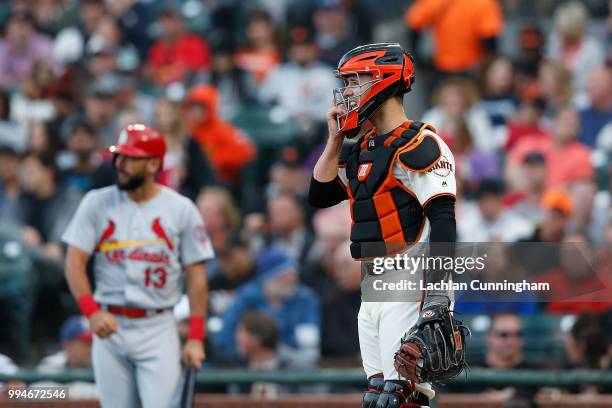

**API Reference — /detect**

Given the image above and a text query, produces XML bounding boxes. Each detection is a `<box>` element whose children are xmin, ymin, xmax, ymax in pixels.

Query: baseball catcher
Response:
<box><xmin>308</xmin><ymin>43</ymin><xmax>469</xmax><ymax>407</ymax></box>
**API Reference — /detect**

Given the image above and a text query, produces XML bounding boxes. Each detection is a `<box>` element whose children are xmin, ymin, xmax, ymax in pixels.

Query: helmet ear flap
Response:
<box><xmin>400</xmin><ymin>51</ymin><xmax>415</xmax><ymax>94</ymax></box>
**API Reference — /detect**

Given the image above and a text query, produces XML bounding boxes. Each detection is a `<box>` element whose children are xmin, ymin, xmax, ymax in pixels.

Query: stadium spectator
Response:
<box><xmin>477</xmin><ymin>56</ymin><xmax>518</xmax><ymax>130</ymax></box>
<box><xmin>258</xmin><ymin>26</ymin><xmax>338</xmax><ymax>144</ymax></box>
<box><xmin>185</xmin><ymin>85</ymin><xmax>256</xmax><ymax>186</ymax></box>
<box><xmin>37</xmin><ymin>316</ymin><xmax>92</xmax><ymax>370</ymax></box>
<box><xmin>504</xmin><ymin>152</ymin><xmax>547</xmax><ymax>228</ymax></box>
<box><xmin>209</xmin><ymin>44</ymin><xmax>257</xmax><ymax>120</ymax></box>
<box><xmin>209</xmin><ymin>236</ymin><xmax>257</xmax><ymax>317</ymax></box>
<box><xmin>195</xmin><ymin>186</ymin><xmax>241</xmax><ymax>251</ymax></box>
<box><xmin>86</xmin><ymin>14</ymin><xmax>139</xmax><ymax>72</ymax></box>
<box><xmin>234</xmin><ymin>10</ymin><xmax>281</xmax><ymax>84</ymax></box>
<box><xmin>25</xmin><ymin>122</ymin><xmax>62</xmax><ymax>165</ymax></box>
<box><xmin>405</xmin><ymin>0</ymin><xmax>503</xmax><ymax>76</ymax></box>
<box><xmin>231</xmin><ymin>311</ymin><xmax>299</xmax><ymax>396</ymax></box>
<box><xmin>266</xmin><ymin>193</ymin><xmax>314</xmax><ymax>266</ymax></box>
<box><xmin>578</xmin><ymin>66</ymin><xmax>612</xmax><ymax>148</ymax></box>
<box><xmin>212</xmin><ymin>250</ymin><xmax>320</xmax><ymax>367</ymax></box>
<box><xmin>266</xmin><ymin>145</ymin><xmax>309</xmax><ymax>200</ymax></box>
<box><xmin>104</xmin><ymin>0</ymin><xmax>152</xmax><ymax>61</ymax></box>
<box><xmin>0</xmin><ymin>90</ymin><xmax>26</xmax><ymax>151</ymax></box>
<box><xmin>79</xmin><ymin>79</ymin><xmax>121</xmax><ymax>147</ymax></box>
<box><xmin>312</xmin><ymin>0</ymin><xmax>360</xmax><ymax>67</ymax></box>
<box><xmin>59</xmin><ymin>121</ymin><xmax>116</xmax><ymax>193</ymax></box>
<box><xmin>154</xmin><ymin>97</ymin><xmax>211</xmax><ymax>198</ymax></box>
<box><xmin>35</xmin><ymin>316</ymin><xmax>97</xmax><ymax>399</ymax></box>
<box><xmin>547</xmin><ymin>1</ymin><xmax>606</xmax><ymax>100</ymax></box>
<box><xmin>564</xmin><ymin>313</ymin><xmax>611</xmax><ymax>393</ymax></box>
<box><xmin>0</xmin><ymin>11</ymin><xmax>55</xmax><ymax>89</ymax></box>
<box><xmin>458</xmin><ymin>179</ymin><xmax>532</xmax><ymax>242</ymax></box>
<box><xmin>464</xmin><ymin>312</ymin><xmax>537</xmax><ymax>404</ymax></box>
<box><xmin>454</xmin><ymin>244</ymin><xmax>540</xmax><ymax>315</ymax></box>
<box><xmin>0</xmin><ymin>146</ymin><xmax>22</xmax><ymax>225</ymax></box>
<box><xmin>46</xmin><ymin>71</ymin><xmax>79</xmax><ymax>142</ymax></box>
<box><xmin>534</xmin><ymin>234</ymin><xmax>612</xmax><ymax>314</ymax></box>
<box><xmin>504</xmin><ymin>98</ymin><xmax>547</xmax><ymax>152</ymax></box>
<box><xmin>28</xmin><ymin>0</ymin><xmax>69</xmax><ymax>37</ymax></box>
<box><xmin>522</xmin><ymin>188</ymin><xmax>572</xmax><ymax>243</ymax></box>
<box><xmin>17</xmin><ymin>153</ymin><xmax>81</xmax><ymax>258</ymax></box>
<box><xmin>236</xmin><ymin>312</ymin><xmax>278</xmax><ymax>367</ymax></box>
<box><xmin>52</xmin><ymin>0</ymin><xmax>106</xmax><ymax>66</ymax></box>
<box><xmin>508</xmin><ymin>107</ymin><xmax>594</xmax><ymax>189</ymax></box>
<box><xmin>536</xmin><ymin>60</ymin><xmax>574</xmax><ymax>124</ymax></box>
<box><xmin>146</xmin><ymin>6</ymin><xmax>210</xmax><ymax>87</ymax></box>
<box><xmin>482</xmin><ymin>312</ymin><xmax>529</xmax><ymax>368</ymax></box>
<box><xmin>514</xmin><ymin>24</ymin><xmax>545</xmax><ymax>100</ymax></box>
<box><xmin>422</xmin><ymin>78</ymin><xmax>498</xmax><ymax>153</ymax></box>
<box><xmin>321</xmin><ymin>242</ymin><xmax>361</xmax><ymax>359</ymax></box>
<box><xmin>302</xmin><ymin>201</ymin><xmax>350</xmax><ymax>294</ymax></box>
<box><xmin>10</xmin><ymin>62</ymin><xmax>56</xmax><ymax>127</ymax></box>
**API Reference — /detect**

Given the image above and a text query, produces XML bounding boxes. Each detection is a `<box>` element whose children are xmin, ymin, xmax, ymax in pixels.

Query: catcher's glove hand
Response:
<box><xmin>394</xmin><ymin>304</ymin><xmax>469</xmax><ymax>384</ymax></box>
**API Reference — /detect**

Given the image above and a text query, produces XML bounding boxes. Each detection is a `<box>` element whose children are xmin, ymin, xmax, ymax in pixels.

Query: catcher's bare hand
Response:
<box><xmin>326</xmin><ymin>104</ymin><xmax>347</xmax><ymax>141</ymax></box>
<box><xmin>182</xmin><ymin>339</ymin><xmax>205</xmax><ymax>369</ymax></box>
<box><xmin>89</xmin><ymin>311</ymin><xmax>118</xmax><ymax>338</ymax></box>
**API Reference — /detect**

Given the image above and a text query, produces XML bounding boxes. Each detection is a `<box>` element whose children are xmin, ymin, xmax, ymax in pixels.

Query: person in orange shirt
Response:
<box><xmin>185</xmin><ymin>85</ymin><xmax>256</xmax><ymax>186</ymax></box>
<box><xmin>405</xmin><ymin>0</ymin><xmax>503</xmax><ymax>75</ymax></box>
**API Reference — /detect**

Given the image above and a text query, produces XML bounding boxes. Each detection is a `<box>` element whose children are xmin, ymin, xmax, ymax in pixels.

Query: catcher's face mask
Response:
<box><xmin>333</xmin><ymin>71</ymin><xmax>380</xmax><ymax>136</ymax></box>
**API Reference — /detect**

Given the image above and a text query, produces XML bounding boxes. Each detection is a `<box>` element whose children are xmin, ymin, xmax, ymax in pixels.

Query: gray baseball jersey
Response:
<box><xmin>62</xmin><ymin>185</ymin><xmax>214</xmax><ymax>309</ymax></box>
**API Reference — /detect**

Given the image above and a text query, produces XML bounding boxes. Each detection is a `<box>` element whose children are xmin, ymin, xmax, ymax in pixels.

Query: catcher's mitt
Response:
<box><xmin>394</xmin><ymin>304</ymin><xmax>469</xmax><ymax>384</ymax></box>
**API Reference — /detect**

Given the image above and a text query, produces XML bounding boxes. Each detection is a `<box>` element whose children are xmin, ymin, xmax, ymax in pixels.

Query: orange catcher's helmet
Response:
<box><xmin>333</xmin><ymin>43</ymin><xmax>415</xmax><ymax>138</ymax></box>
<box><xmin>109</xmin><ymin>124</ymin><xmax>166</xmax><ymax>165</ymax></box>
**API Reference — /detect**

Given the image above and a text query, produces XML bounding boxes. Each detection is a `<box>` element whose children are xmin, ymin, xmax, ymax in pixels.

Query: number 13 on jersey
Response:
<box><xmin>144</xmin><ymin>267</ymin><xmax>167</xmax><ymax>288</ymax></box>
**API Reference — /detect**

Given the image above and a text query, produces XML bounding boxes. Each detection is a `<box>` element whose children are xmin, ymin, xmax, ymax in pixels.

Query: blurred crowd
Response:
<box><xmin>0</xmin><ymin>0</ymin><xmax>611</xmax><ymax>401</ymax></box>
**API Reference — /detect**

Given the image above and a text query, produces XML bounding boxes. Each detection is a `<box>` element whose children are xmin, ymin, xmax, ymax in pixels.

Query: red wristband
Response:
<box><xmin>187</xmin><ymin>316</ymin><xmax>205</xmax><ymax>340</ymax></box>
<box><xmin>77</xmin><ymin>294</ymin><xmax>100</xmax><ymax>318</ymax></box>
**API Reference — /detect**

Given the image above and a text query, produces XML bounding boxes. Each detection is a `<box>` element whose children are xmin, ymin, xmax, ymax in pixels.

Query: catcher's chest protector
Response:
<box><xmin>340</xmin><ymin>121</ymin><xmax>437</xmax><ymax>260</ymax></box>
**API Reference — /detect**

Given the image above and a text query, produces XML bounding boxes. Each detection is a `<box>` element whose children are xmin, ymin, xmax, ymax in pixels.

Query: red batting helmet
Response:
<box><xmin>333</xmin><ymin>43</ymin><xmax>415</xmax><ymax>138</ymax></box>
<box><xmin>109</xmin><ymin>124</ymin><xmax>166</xmax><ymax>166</ymax></box>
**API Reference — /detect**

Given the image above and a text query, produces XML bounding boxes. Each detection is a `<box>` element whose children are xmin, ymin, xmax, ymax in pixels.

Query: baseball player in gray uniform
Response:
<box><xmin>63</xmin><ymin>124</ymin><xmax>214</xmax><ymax>408</ymax></box>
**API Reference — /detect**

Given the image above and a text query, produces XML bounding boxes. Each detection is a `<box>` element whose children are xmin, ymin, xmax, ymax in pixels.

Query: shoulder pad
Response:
<box><xmin>397</xmin><ymin>134</ymin><xmax>441</xmax><ymax>172</ymax></box>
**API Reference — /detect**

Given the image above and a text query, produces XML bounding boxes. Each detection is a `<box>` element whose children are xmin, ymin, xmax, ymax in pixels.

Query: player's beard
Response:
<box><xmin>116</xmin><ymin>173</ymin><xmax>146</xmax><ymax>191</ymax></box>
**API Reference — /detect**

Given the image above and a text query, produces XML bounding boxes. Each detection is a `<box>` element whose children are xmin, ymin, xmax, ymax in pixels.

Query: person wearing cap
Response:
<box><xmin>29</xmin><ymin>316</ymin><xmax>98</xmax><ymax>399</ymax></box>
<box><xmin>62</xmin><ymin>124</ymin><xmax>215</xmax><ymax>407</ymax></box>
<box><xmin>38</xmin><ymin>316</ymin><xmax>93</xmax><ymax>370</ymax></box>
<box><xmin>211</xmin><ymin>249</ymin><xmax>320</xmax><ymax>368</ymax></box>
